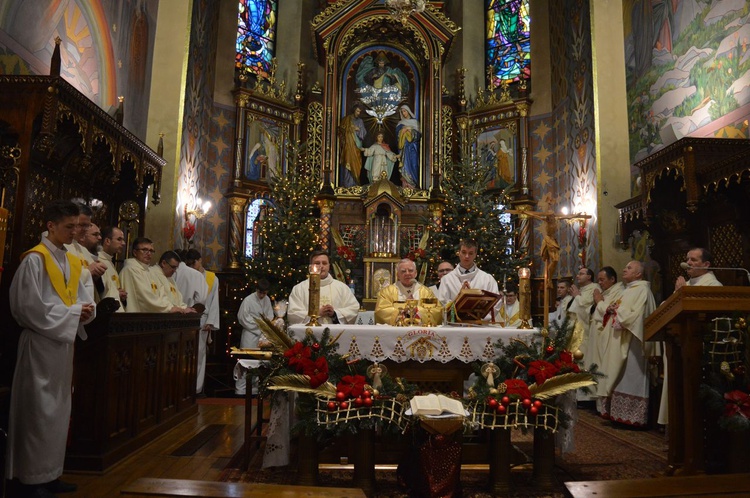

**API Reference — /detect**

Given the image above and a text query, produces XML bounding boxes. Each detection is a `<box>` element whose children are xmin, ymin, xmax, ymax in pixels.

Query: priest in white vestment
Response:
<box><xmin>375</xmin><ymin>258</ymin><xmax>442</xmax><ymax>325</ymax></box>
<box><xmin>549</xmin><ymin>280</ymin><xmax>573</xmax><ymax>326</ymax></box>
<box><xmin>288</xmin><ymin>250</ymin><xmax>360</xmax><ymax>325</ymax></box>
<box><xmin>428</xmin><ymin>260</ymin><xmax>454</xmax><ymax>305</ymax></box>
<box><xmin>568</xmin><ymin>268</ymin><xmax>601</xmax><ymax>400</ymax></box>
<box><xmin>590</xmin><ymin>266</ymin><xmax>625</xmax><ymax>416</ymax></box>
<box><xmin>98</xmin><ymin>226</ymin><xmax>128</xmax><ymax>311</ymax></box>
<box><xmin>235</xmin><ymin>279</ymin><xmax>274</xmax><ymax>395</ymax></box>
<box><xmin>439</xmin><ymin>239</ymin><xmax>500</xmax><ymax>320</ymax></box>
<box><xmin>596</xmin><ymin>261</ymin><xmax>656</xmax><ymax>426</ymax></box>
<box><xmin>174</xmin><ymin>251</ymin><xmax>208</xmax><ymax>309</ymax></box>
<box><xmin>7</xmin><ymin>200</ymin><xmax>95</xmax><ymax>496</ymax></box>
<box><xmin>498</xmin><ymin>285</ymin><xmax>522</xmax><ymax>328</ymax></box>
<box><xmin>152</xmin><ymin>250</ymin><xmax>195</xmax><ymax>311</ymax></box>
<box><xmin>657</xmin><ymin>248</ymin><xmax>723</xmax><ymax>424</ymax></box>
<box><xmin>185</xmin><ymin>249</ymin><xmax>221</xmax><ymax>394</ymax></box>
<box><xmin>120</xmin><ymin>239</ymin><xmax>191</xmax><ymax>313</ymax></box>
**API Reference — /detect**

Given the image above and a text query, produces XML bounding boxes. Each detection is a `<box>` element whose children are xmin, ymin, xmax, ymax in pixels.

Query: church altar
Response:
<box><xmin>288</xmin><ymin>323</ymin><xmax>537</xmax><ymax>364</ymax></box>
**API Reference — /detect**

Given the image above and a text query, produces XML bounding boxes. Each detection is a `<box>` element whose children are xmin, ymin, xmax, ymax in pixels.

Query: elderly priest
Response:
<box><xmin>375</xmin><ymin>258</ymin><xmax>442</xmax><ymax>325</ymax></box>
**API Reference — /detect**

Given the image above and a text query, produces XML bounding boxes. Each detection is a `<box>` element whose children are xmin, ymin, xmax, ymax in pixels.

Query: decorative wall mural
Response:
<box><xmin>624</xmin><ymin>0</ymin><xmax>750</xmax><ymax>193</ymax></box>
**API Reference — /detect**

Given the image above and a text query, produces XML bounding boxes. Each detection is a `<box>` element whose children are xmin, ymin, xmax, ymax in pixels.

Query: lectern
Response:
<box><xmin>644</xmin><ymin>286</ymin><xmax>750</xmax><ymax>474</ymax></box>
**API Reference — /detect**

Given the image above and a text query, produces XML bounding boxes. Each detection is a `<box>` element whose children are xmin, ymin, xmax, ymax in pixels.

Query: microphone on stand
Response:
<box><xmin>679</xmin><ymin>262</ymin><xmax>750</xmax><ymax>282</ymax></box>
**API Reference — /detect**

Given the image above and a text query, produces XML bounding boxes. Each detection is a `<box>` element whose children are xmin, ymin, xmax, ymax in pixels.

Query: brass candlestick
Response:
<box><xmin>518</xmin><ymin>267</ymin><xmax>532</xmax><ymax>329</ymax></box>
<box><xmin>308</xmin><ymin>265</ymin><xmax>321</xmax><ymax>326</ymax></box>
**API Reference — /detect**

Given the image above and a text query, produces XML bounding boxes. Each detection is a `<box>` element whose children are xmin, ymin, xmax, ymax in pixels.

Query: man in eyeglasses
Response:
<box><xmin>119</xmin><ymin>238</ymin><xmax>194</xmax><ymax>313</ymax></box>
<box><xmin>428</xmin><ymin>260</ymin><xmax>454</xmax><ymax>305</ymax></box>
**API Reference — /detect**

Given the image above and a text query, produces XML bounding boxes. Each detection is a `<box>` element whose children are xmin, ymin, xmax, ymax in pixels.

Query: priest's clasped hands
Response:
<box><xmin>319</xmin><ymin>304</ymin><xmax>336</xmax><ymax>318</ymax></box>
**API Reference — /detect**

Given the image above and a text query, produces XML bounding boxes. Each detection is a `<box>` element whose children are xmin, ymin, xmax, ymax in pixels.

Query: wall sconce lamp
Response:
<box><xmin>183</xmin><ymin>198</ymin><xmax>212</xmax><ymax>244</ymax></box>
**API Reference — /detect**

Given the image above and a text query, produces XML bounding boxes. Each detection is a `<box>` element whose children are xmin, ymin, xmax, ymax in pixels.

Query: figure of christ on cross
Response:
<box><xmin>506</xmin><ymin>208</ymin><xmax>591</xmax><ymax>330</ymax></box>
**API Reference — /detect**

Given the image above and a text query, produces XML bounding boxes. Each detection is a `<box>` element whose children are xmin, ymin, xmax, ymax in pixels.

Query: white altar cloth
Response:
<box><xmin>288</xmin><ymin>324</ymin><xmax>537</xmax><ymax>364</ymax></box>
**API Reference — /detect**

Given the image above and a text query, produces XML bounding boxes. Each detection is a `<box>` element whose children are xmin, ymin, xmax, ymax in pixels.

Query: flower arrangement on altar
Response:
<box><xmin>253</xmin><ymin>316</ymin><xmax>418</xmax><ymax>437</ymax></box>
<box><xmin>330</xmin><ymin>227</ymin><xmax>364</xmax><ymax>285</ymax></box>
<box><xmin>700</xmin><ymin>316</ymin><xmax>750</xmax><ymax>432</ymax></box>
<box><xmin>465</xmin><ymin>318</ymin><xmax>597</xmax><ymax>431</ymax></box>
<box><xmin>251</xmin><ymin>314</ymin><xmax>599</xmax><ymax>438</ymax></box>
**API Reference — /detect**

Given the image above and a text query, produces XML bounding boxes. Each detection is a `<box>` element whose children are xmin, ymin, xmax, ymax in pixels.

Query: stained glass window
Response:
<box><xmin>486</xmin><ymin>0</ymin><xmax>530</xmax><ymax>86</ymax></box>
<box><xmin>236</xmin><ymin>0</ymin><xmax>278</xmax><ymax>78</ymax></box>
<box><xmin>245</xmin><ymin>198</ymin><xmax>268</xmax><ymax>257</ymax></box>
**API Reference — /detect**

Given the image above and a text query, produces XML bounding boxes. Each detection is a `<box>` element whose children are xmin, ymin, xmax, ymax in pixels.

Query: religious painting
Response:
<box><xmin>624</xmin><ymin>0</ymin><xmax>750</xmax><ymax>188</ymax></box>
<box><xmin>243</xmin><ymin>114</ymin><xmax>286</xmax><ymax>182</ymax></box>
<box><xmin>476</xmin><ymin>123</ymin><xmax>518</xmax><ymax>190</ymax></box>
<box><xmin>337</xmin><ymin>47</ymin><xmax>421</xmax><ymax>189</ymax></box>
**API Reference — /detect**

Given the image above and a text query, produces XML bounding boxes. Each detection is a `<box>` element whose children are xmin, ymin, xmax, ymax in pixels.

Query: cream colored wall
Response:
<box><xmin>144</xmin><ymin>0</ymin><xmax>192</xmax><ymax>255</ymax></box>
<box><xmin>590</xmin><ymin>0</ymin><xmax>631</xmax><ymax>272</ymax></box>
<box><xmin>444</xmin><ymin>0</ymin><xmax>484</xmax><ymax>100</ymax></box>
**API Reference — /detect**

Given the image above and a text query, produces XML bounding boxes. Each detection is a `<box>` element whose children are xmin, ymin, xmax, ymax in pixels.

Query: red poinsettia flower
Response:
<box><xmin>182</xmin><ymin>222</ymin><xmax>196</xmax><ymax>241</ymax></box>
<box><xmin>527</xmin><ymin>360</ymin><xmax>559</xmax><ymax>386</ymax></box>
<box><xmin>284</xmin><ymin>342</ymin><xmax>312</xmax><ymax>373</ymax></box>
<box><xmin>337</xmin><ymin>374</ymin><xmax>366</xmax><ymax>398</ymax></box>
<box><xmin>724</xmin><ymin>390</ymin><xmax>750</xmax><ymax>419</ymax></box>
<box><xmin>554</xmin><ymin>351</ymin><xmax>580</xmax><ymax>373</ymax></box>
<box><xmin>502</xmin><ymin>379</ymin><xmax>531</xmax><ymax>399</ymax></box>
<box><xmin>302</xmin><ymin>356</ymin><xmax>330</xmax><ymax>388</ymax></box>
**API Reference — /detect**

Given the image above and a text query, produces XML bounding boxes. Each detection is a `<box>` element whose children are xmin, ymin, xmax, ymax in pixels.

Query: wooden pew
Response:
<box><xmin>565</xmin><ymin>473</ymin><xmax>750</xmax><ymax>497</ymax></box>
<box><xmin>120</xmin><ymin>477</ymin><xmax>366</xmax><ymax>497</ymax></box>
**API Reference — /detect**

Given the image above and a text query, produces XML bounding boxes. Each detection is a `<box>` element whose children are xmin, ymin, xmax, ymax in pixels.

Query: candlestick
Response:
<box><xmin>308</xmin><ymin>263</ymin><xmax>321</xmax><ymax>326</ymax></box>
<box><xmin>518</xmin><ymin>267</ymin><xmax>532</xmax><ymax>329</ymax></box>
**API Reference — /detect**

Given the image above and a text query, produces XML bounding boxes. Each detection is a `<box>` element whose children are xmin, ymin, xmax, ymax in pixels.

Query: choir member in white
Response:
<box><xmin>6</xmin><ymin>200</ymin><xmax>95</xmax><ymax>497</ymax></box>
<box><xmin>287</xmin><ymin>250</ymin><xmax>360</xmax><ymax>325</ymax></box>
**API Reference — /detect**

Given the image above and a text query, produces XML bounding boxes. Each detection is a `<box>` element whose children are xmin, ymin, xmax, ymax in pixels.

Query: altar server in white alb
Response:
<box><xmin>288</xmin><ymin>250</ymin><xmax>360</xmax><ymax>325</ymax></box>
<box><xmin>439</xmin><ymin>239</ymin><xmax>500</xmax><ymax>320</ymax></box>
<box><xmin>184</xmin><ymin>249</ymin><xmax>220</xmax><ymax>395</ymax></box>
<box><xmin>498</xmin><ymin>284</ymin><xmax>522</xmax><ymax>328</ymax></box>
<box><xmin>596</xmin><ymin>260</ymin><xmax>656</xmax><ymax>426</ymax></box>
<box><xmin>7</xmin><ymin>200</ymin><xmax>96</xmax><ymax>497</ymax></box>
<box><xmin>235</xmin><ymin>279</ymin><xmax>274</xmax><ymax>395</ymax></box>
<box><xmin>568</xmin><ymin>267</ymin><xmax>601</xmax><ymax>400</ymax></box>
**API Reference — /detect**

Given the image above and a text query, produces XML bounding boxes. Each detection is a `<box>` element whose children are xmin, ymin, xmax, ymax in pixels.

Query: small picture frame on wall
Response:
<box><xmin>244</xmin><ymin>113</ymin><xmax>288</xmax><ymax>182</ymax></box>
<box><xmin>475</xmin><ymin>123</ymin><xmax>518</xmax><ymax>190</ymax></box>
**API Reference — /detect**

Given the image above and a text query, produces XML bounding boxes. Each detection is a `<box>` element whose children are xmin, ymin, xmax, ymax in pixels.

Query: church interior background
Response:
<box><xmin>2</xmin><ymin>0</ymin><xmax>750</xmax><ymax>398</ymax></box>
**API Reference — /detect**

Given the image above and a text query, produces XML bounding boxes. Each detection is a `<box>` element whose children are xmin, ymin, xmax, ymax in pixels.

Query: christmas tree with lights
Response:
<box><xmin>242</xmin><ymin>143</ymin><xmax>321</xmax><ymax>301</ymax></box>
<box><xmin>425</xmin><ymin>155</ymin><xmax>527</xmax><ymax>287</ymax></box>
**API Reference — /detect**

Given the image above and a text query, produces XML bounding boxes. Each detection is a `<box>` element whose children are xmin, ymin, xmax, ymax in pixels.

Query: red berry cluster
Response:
<box><xmin>487</xmin><ymin>396</ymin><xmax>543</xmax><ymax>416</ymax></box>
<box><xmin>328</xmin><ymin>389</ymin><xmax>374</xmax><ymax>411</ymax></box>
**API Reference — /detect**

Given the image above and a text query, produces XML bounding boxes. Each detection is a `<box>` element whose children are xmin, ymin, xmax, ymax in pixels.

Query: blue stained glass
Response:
<box><xmin>236</xmin><ymin>0</ymin><xmax>277</xmax><ymax>78</ymax></box>
<box><xmin>486</xmin><ymin>0</ymin><xmax>530</xmax><ymax>86</ymax></box>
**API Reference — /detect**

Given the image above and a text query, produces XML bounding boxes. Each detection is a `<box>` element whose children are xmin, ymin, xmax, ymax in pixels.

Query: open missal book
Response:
<box><xmin>410</xmin><ymin>394</ymin><xmax>465</xmax><ymax>417</ymax></box>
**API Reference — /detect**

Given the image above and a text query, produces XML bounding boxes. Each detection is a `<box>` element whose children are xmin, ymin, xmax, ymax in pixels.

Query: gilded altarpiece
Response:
<box><xmin>307</xmin><ymin>1</ymin><xmax>459</xmax><ymax>305</ymax></box>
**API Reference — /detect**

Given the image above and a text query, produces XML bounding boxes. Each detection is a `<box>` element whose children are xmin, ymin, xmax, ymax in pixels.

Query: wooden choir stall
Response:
<box><xmin>0</xmin><ymin>40</ymin><xmax>201</xmax><ymax>474</ymax></box>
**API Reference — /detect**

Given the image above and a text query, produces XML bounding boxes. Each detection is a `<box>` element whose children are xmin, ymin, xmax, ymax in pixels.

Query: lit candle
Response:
<box><xmin>518</xmin><ymin>267</ymin><xmax>532</xmax><ymax>329</ymax></box>
<box><xmin>308</xmin><ymin>263</ymin><xmax>321</xmax><ymax>326</ymax></box>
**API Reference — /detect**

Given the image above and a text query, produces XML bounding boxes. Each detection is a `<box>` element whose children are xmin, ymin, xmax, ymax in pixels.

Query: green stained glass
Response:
<box><xmin>486</xmin><ymin>0</ymin><xmax>530</xmax><ymax>86</ymax></box>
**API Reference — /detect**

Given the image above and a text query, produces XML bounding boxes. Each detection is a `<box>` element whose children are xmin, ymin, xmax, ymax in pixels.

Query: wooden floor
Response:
<box><xmin>58</xmin><ymin>399</ymin><xmax>249</xmax><ymax>497</ymax></box>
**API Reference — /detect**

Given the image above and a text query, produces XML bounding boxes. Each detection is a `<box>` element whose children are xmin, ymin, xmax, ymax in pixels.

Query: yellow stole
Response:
<box><xmin>23</xmin><ymin>243</ymin><xmax>82</xmax><ymax>306</ymax></box>
<box><xmin>205</xmin><ymin>270</ymin><xmax>216</xmax><ymax>290</ymax></box>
